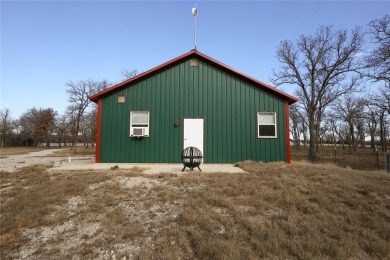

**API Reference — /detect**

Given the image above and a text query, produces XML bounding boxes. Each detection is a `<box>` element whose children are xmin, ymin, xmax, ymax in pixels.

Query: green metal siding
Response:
<box><xmin>100</xmin><ymin>58</ymin><xmax>287</xmax><ymax>163</ymax></box>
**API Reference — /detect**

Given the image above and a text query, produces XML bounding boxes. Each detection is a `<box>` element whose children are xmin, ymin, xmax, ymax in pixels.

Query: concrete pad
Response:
<box><xmin>51</xmin><ymin>163</ymin><xmax>246</xmax><ymax>174</ymax></box>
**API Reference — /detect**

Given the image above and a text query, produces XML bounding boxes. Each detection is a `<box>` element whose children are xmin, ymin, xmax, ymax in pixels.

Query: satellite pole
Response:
<box><xmin>192</xmin><ymin>5</ymin><xmax>198</xmax><ymax>50</ymax></box>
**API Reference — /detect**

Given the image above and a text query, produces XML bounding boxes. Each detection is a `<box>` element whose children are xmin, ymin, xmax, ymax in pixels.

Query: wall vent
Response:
<box><xmin>117</xmin><ymin>95</ymin><xmax>126</xmax><ymax>103</ymax></box>
<box><xmin>189</xmin><ymin>58</ymin><xmax>198</xmax><ymax>67</ymax></box>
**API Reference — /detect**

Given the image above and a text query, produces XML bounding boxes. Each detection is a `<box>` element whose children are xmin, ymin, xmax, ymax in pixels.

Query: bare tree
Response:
<box><xmin>85</xmin><ymin>108</ymin><xmax>97</xmax><ymax>148</ymax></box>
<box><xmin>0</xmin><ymin>108</ymin><xmax>13</xmax><ymax>147</ymax></box>
<box><xmin>319</xmin><ymin>115</ymin><xmax>337</xmax><ymax>146</ymax></box>
<box><xmin>317</xmin><ymin>121</ymin><xmax>329</xmax><ymax>148</ymax></box>
<box><xmin>18</xmin><ymin>109</ymin><xmax>35</xmax><ymax>146</ymax></box>
<box><xmin>66</xmin><ymin>80</ymin><xmax>97</xmax><ymax>152</ymax></box>
<box><xmin>367</xmin><ymin>90</ymin><xmax>390</xmax><ymax>152</ymax></box>
<box><xmin>365</xmin><ymin>103</ymin><xmax>378</xmax><ymax>149</ymax></box>
<box><xmin>328</xmin><ymin>117</ymin><xmax>343</xmax><ymax>148</ymax></box>
<box><xmin>66</xmin><ymin>79</ymin><xmax>111</xmax><ymax>152</ymax></box>
<box><xmin>332</xmin><ymin>94</ymin><xmax>365</xmax><ymax>152</ymax></box>
<box><xmin>379</xmin><ymin>85</ymin><xmax>390</xmax><ymax>114</ymax></box>
<box><xmin>66</xmin><ymin>106</ymin><xmax>78</xmax><ymax>149</ymax></box>
<box><xmin>356</xmin><ymin>119</ymin><xmax>366</xmax><ymax>148</ymax></box>
<box><xmin>377</xmin><ymin>108</ymin><xmax>388</xmax><ymax>152</ymax></box>
<box><xmin>273</xmin><ymin>25</ymin><xmax>364</xmax><ymax>161</ymax></box>
<box><xmin>77</xmin><ymin>109</ymin><xmax>98</xmax><ymax>148</ymax></box>
<box><xmin>365</xmin><ymin>15</ymin><xmax>390</xmax><ymax>84</ymax></box>
<box><xmin>55</xmin><ymin>114</ymin><xmax>70</xmax><ymax>147</ymax></box>
<box><xmin>289</xmin><ymin>103</ymin><xmax>306</xmax><ymax>150</ymax></box>
<box><xmin>364</xmin><ymin>15</ymin><xmax>390</xmax><ymax>152</ymax></box>
<box><xmin>121</xmin><ymin>69</ymin><xmax>138</xmax><ymax>81</ymax></box>
<box><xmin>67</xmin><ymin>81</ymin><xmax>90</xmax><ymax>151</ymax></box>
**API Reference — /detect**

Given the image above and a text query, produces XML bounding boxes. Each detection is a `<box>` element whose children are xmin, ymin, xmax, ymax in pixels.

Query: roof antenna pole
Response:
<box><xmin>192</xmin><ymin>4</ymin><xmax>198</xmax><ymax>50</ymax></box>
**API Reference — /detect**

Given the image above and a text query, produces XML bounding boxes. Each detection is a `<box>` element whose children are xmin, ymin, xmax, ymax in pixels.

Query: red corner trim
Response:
<box><xmin>285</xmin><ymin>101</ymin><xmax>291</xmax><ymax>164</ymax></box>
<box><xmin>95</xmin><ymin>99</ymin><xmax>102</xmax><ymax>163</ymax></box>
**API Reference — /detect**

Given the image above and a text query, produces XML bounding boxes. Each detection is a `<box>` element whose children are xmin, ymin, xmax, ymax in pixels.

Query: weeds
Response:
<box><xmin>1</xmin><ymin>162</ymin><xmax>389</xmax><ymax>259</ymax></box>
<box><xmin>160</xmin><ymin>161</ymin><xmax>390</xmax><ymax>259</ymax></box>
<box><xmin>102</xmin><ymin>207</ymin><xmax>144</xmax><ymax>239</ymax></box>
<box><xmin>110</xmin><ymin>165</ymin><xmax>119</xmax><ymax>170</ymax></box>
<box><xmin>0</xmin><ymin>166</ymin><xmax>110</xmax><ymax>249</ymax></box>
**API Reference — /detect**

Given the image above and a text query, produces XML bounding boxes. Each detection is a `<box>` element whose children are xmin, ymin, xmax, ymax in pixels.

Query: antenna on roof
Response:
<box><xmin>192</xmin><ymin>4</ymin><xmax>198</xmax><ymax>50</ymax></box>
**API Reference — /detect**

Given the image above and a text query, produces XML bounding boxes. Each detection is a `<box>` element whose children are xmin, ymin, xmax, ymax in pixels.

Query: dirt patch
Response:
<box><xmin>0</xmin><ymin>149</ymin><xmax>93</xmax><ymax>172</ymax></box>
<box><xmin>0</xmin><ymin>167</ymin><xmax>184</xmax><ymax>259</ymax></box>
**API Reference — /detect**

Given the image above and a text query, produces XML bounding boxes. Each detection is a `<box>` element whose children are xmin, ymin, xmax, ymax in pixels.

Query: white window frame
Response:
<box><xmin>257</xmin><ymin>112</ymin><xmax>277</xmax><ymax>138</ymax></box>
<box><xmin>130</xmin><ymin>111</ymin><xmax>150</xmax><ymax>137</ymax></box>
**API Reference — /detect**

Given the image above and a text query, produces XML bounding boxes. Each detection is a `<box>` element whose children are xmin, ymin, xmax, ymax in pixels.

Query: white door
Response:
<box><xmin>183</xmin><ymin>118</ymin><xmax>204</xmax><ymax>161</ymax></box>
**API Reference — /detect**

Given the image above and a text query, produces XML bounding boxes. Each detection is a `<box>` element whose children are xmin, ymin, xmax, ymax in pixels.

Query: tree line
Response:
<box><xmin>0</xmin><ymin>70</ymin><xmax>137</xmax><ymax>152</ymax></box>
<box><xmin>0</xmin><ymin>80</ymin><xmax>106</xmax><ymax>150</ymax></box>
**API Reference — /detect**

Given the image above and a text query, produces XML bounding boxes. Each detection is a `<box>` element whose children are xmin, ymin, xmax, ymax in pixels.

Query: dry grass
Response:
<box><xmin>292</xmin><ymin>146</ymin><xmax>386</xmax><ymax>170</ymax></box>
<box><xmin>0</xmin><ymin>147</ymin><xmax>47</xmax><ymax>156</ymax></box>
<box><xmin>171</xmin><ymin>161</ymin><xmax>390</xmax><ymax>259</ymax></box>
<box><xmin>0</xmin><ymin>166</ymin><xmax>111</xmax><ymax>249</ymax></box>
<box><xmin>0</xmin><ymin>162</ymin><xmax>389</xmax><ymax>259</ymax></box>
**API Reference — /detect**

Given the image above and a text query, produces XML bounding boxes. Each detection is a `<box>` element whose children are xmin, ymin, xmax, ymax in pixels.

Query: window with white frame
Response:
<box><xmin>257</xmin><ymin>112</ymin><xmax>277</xmax><ymax>138</ymax></box>
<box><xmin>130</xmin><ymin>111</ymin><xmax>150</xmax><ymax>137</ymax></box>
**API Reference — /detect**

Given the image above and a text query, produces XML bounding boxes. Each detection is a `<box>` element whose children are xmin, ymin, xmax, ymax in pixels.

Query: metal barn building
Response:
<box><xmin>89</xmin><ymin>50</ymin><xmax>298</xmax><ymax>164</ymax></box>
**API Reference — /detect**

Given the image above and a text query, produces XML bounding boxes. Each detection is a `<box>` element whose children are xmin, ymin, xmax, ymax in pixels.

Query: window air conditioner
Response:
<box><xmin>132</xmin><ymin>128</ymin><xmax>145</xmax><ymax>137</ymax></box>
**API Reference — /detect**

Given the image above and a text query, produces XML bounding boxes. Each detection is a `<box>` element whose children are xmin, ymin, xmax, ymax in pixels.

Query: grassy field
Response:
<box><xmin>1</xmin><ymin>162</ymin><xmax>389</xmax><ymax>259</ymax></box>
<box><xmin>292</xmin><ymin>146</ymin><xmax>386</xmax><ymax>171</ymax></box>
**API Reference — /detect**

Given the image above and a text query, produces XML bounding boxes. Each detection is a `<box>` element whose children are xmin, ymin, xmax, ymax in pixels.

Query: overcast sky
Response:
<box><xmin>1</xmin><ymin>0</ymin><xmax>389</xmax><ymax>118</ymax></box>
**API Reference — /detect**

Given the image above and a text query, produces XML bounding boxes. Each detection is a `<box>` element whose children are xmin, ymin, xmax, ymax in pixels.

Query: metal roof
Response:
<box><xmin>89</xmin><ymin>49</ymin><xmax>298</xmax><ymax>104</ymax></box>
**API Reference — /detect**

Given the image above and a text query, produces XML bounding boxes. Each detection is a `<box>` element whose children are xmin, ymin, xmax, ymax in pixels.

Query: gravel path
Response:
<box><xmin>0</xmin><ymin>149</ymin><xmax>94</xmax><ymax>172</ymax></box>
<box><xmin>0</xmin><ymin>150</ymin><xmax>245</xmax><ymax>174</ymax></box>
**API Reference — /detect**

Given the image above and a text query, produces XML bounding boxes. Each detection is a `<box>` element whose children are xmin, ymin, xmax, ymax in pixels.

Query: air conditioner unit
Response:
<box><xmin>132</xmin><ymin>128</ymin><xmax>145</xmax><ymax>137</ymax></box>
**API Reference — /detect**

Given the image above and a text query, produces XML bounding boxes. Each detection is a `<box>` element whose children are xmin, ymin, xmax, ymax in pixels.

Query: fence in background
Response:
<box><xmin>38</xmin><ymin>143</ymin><xmax>93</xmax><ymax>147</ymax></box>
<box><xmin>311</xmin><ymin>149</ymin><xmax>384</xmax><ymax>171</ymax></box>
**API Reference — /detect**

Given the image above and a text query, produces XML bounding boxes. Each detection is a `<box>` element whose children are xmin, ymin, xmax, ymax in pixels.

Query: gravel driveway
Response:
<box><xmin>0</xmin><ymin>149</ymin><xmax>94</xmax><ymax>172</ymax></box>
